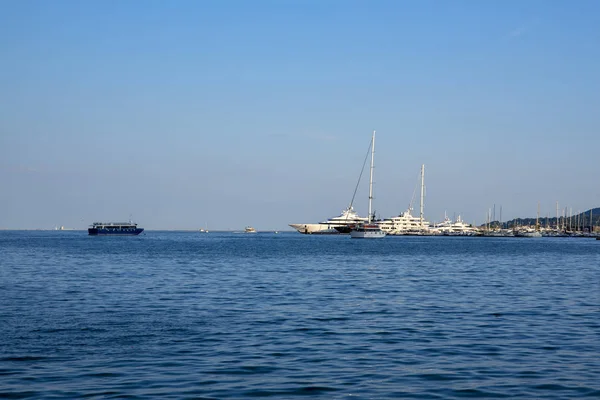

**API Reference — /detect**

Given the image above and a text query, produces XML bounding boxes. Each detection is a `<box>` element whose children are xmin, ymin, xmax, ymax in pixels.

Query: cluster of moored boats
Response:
<box><xmin>289</xmin><ymin>208</ymin><xmax>479</xmax><ymax>237</ymax></box>
<box><xmin>289</xmin><ymin>209</ymin><xmax>599</xmax><ymax>238</ymax></box>
<box><xmin>289</xmin><ymin>132</ymin><xmax>597</xmax><ymax>239</ymax></box>
<box><xmin>289</xmin><ymin>130</ymin><xmax>480</xmax><ymax>238</ymax></box>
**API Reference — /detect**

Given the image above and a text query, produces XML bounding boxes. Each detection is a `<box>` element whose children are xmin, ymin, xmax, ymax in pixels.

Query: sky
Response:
<box><xmin>1</xmin><ymin>0</ymin><xmax>599</xmax><ymax>230</ymax></box>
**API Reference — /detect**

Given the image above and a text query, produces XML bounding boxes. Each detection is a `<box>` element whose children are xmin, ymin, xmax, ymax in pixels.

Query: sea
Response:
<box><xmin>1</xmin><ymin>230</ymin><xmax>599</xmax><ymax>399</ymax></box>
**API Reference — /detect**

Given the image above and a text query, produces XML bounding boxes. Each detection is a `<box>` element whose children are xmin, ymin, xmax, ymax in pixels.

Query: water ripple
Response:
<box><xmin>0</xmin><ymin>232</ymin><xmax>599</xmax><ymax>398</ymax></box>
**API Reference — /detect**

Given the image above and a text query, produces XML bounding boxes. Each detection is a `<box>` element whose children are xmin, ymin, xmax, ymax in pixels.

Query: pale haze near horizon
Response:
<box><xmin>1</xmin><ymin>0</ymin><xmax>598</xmax><ymax>231</ymax></box>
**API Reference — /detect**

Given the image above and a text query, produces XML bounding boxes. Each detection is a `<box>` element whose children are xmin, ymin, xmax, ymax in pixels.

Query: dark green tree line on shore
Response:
<box><xmin>481</xmin><ymin>208</ymin><xmax>600</xmax><ymax>231</ymax></box>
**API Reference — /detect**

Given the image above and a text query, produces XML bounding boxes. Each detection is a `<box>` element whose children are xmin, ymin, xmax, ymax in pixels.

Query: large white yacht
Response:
<box><xmin>378</xmin><ymin>208</ymin><xmax>429</xmax><ymax>235</ymax></box>
<box><xmin>289</xmin><ymin>206</ymin><xmax>368</xmax><ymax>234</ymax></box>
<box><xmin>378</xmin><ymin>165</ymin><xmax>429</xmax><ymax>235</ymax></box>
<box><xmin>431</xmin><ymin>214</ymin><xmax>480</xmax><ymax>236</ymax></box>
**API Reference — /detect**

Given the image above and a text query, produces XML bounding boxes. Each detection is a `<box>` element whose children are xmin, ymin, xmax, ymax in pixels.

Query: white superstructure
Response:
<box><xmin>431</xmin><ymin>214</ymin><xmax>479</xmax><ymax>235</ymax></box>
<box><xmin>379</xmin><ymin>208</ymin><xmax>430</xmax><ymax>235</ymax></box>
<box><xmin>289</xmin><ymin>206</ymin><xmax>368</xmax><ymax>234</ymax></box>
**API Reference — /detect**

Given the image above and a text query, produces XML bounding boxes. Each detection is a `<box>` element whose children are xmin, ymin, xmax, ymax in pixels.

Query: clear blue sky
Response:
<box><xmin>1</xmin><ymin>0</ymin><xmax>599</xmax><ymax>230</ymax></box>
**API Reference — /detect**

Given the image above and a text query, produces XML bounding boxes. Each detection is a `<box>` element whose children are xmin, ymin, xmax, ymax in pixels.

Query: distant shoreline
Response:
<box><xmin>0</xmin><ymin>229</ymin><xmax>295</xmax><ymax>232</ymax></box>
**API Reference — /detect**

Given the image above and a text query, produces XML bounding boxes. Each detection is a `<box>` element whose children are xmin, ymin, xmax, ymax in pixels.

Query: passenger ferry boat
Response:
<box><xmin>88</xmin><ymin>221</ymin><xmax>144</xmax><ymax>236</ymax></box>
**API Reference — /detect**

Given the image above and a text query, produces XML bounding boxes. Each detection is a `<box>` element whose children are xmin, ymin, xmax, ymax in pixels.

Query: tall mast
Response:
<box><xmin>368</xmin><ymin>130</ymin><xmax>375</xmax><ymax>223</ymax></box>
<box><xmin>500</xmin><ymin>206</ymin><xmax>502</xmax><ymax>229</ymax></box>
<box><xmin>420</xmin><ymin>164</ymin><xmax>425</xmax><ymax>230</ymax></box>
<box><xmin>590</xmin><ymin>209</ymin><xmax>593</xmax><ymax>233</ymax></box>
<box><xmin>556</xmin><ymin>201</ymin><xmax>559</xmax><ymax>231</ymax></box>
<box><xmin>570</xmin><ymin>207</ymin><xmax>573</xmax><ymax>231</ymax></box>
<box><xmin>536</xmin><ymin>202</ymin><xmax>540</xmax><ymax>231</ymax></box>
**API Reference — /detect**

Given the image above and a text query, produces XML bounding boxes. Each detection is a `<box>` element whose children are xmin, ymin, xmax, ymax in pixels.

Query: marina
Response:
<box><xmin>286</xmin><ymin>132</ymin><xmax>598</xmax><ymax>239</ymax></box>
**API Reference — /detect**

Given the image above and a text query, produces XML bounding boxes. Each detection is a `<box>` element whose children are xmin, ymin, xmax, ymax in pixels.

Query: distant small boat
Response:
<box><xmin>514</xmin><ymin>228</ymin><xmax>542</xmax><ymax>238</ymax></box>
<box><xmin>350</xmin><ymin>222</ymin><xmax>387</xmax><ymax>239</ymax></box>
<box><xmin>244</xmin><ymin>226</ymin><xmax>257</xmax><ymax>233</ymax></box>
<box><xmin>88</xmin><ymin>221</ymin><xmax>143</xmax><ymax>236</ymax></box>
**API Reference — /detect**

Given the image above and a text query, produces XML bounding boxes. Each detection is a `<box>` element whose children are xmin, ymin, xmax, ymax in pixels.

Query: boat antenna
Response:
<box><xmin>346</xmin><ymin>135</ymin><xmax>373</xmax><ymax>221</ymax></box>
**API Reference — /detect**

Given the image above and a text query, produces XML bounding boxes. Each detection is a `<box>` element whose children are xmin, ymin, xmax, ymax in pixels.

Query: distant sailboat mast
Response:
<box><xmin>420</xmin><ymin>164</ymin><xmax>425</xmax><ymax>230</ymax></box>
<box><xmin>368</xmin><ymin>130</ymin><xmax>376</xmax><ymax>224</ymax></box>
<box><xmin>500</xmin><ymin>206</ymin><xmax>502</xmax><ymax>229</ymax></box>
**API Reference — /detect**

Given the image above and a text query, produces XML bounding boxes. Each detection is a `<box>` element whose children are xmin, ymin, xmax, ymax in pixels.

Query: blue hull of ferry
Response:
<box><xmin>88</xmin><ymin>228</ymin><xmax>144</xmax><ymax>236</ymax></box>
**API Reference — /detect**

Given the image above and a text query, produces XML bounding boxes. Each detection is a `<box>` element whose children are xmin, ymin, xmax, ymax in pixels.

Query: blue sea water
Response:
<box><xmin>1</xmin><ymin>230</ymin><xmax>599</xmax><ymax>399</ymax></box>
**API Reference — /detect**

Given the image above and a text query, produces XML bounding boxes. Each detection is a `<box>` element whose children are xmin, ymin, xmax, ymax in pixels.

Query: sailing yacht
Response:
<box><xmin>350</xmin><ymin>131</ymin><xmax>386</xmax><ymax>239</ymax></box>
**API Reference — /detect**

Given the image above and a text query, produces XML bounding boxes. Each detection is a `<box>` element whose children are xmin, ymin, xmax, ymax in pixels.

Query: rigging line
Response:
<box><xmin>346</xmin><ymin>136</ymin><xmax>373</xmax><ymax>221</ymax></box>
<box><xmin>409</xmin><ymin>169</ymin><xmax>420</xmax><ymax>212</ymax></box>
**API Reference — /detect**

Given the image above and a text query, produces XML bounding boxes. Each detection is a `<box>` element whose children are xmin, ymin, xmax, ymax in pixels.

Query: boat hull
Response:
<box><xmin>350</xmin><ymin>230</ymin><xmax>386</xmax><ymax>239</ymax></box>
<box><xmin>350</xmin><ymin>224</ymin><xmax>386</xmax><ymax>239</ymax></box>
<box><xmin>333</xmin><ymin>225</ymin><xmax>354</xmax><ymax>234</ymax></box>
<box><xmin>514</xmin><ymin>231</ymin><xmax>542</xmax><ymax>238</ymax></box>
<box><xmin>88</xmin><ymin>228</ymin><xmax>144</xmax><ymax>236</ymax></box>
<box><xmin>289</xmin><ymin>223</ymin><xmax>345</xmax><ymax>234</ymax></box>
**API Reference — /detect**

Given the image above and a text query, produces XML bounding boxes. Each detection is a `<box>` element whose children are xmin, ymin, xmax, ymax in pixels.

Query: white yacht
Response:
<box><xmin>379</xmin><ymin>165</ymin><xmax>429</xmax><ymax>235</ymax></box>
<box><xmin>289</xmin><ymin>206</ymin><xmax>368</xmax><ymax>234</ymax></box>
<box><xmin>379</xmin><ymin>208</ymin><xmax>429</xmax><ymax>235</ymax></box>
<box><xmin>350</xmin><ymin>131</ymin><xmax>386</xmax><ymax>239</ymax></box>
<box><xmin>431</xmin><ymin>214</ymin><xmax>480</xmax><ymax>236</ymax></box>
